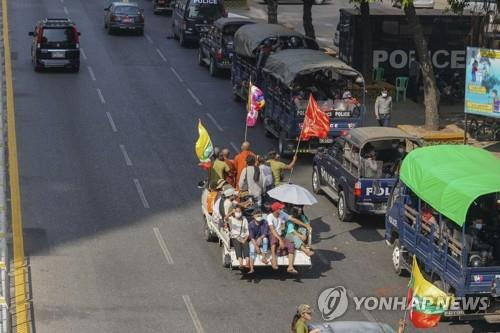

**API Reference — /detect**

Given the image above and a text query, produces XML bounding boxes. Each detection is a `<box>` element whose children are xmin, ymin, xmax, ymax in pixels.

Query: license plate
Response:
<box><xmin>319</xmin><ymin>138</ymin><xmax>333</xmax><ymax>143</ymax></box>
<box><xmin>123</xmin><ymin>18</ymin><xmax>133</xmax><ymax>23</ymax></box>
<box><xmin>52</xmin><ymin>51</ymin><xmax>65</xmax><ymax>58</ymax></box>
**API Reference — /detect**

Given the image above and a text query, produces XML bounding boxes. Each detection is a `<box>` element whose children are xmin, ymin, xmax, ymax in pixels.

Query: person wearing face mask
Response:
<box><xmin>375</xmin><ymin>88</ymin><xmax>392</xmax><ymax>127</ymax></box>
<box><xmin>248</xmin><ymin>210</ymin><xmax>270</xmax><ymax>273</ymax></box>
<box><xmin>225</xmin><ymin>206</ymin><xmax>250</xmax><ymax>270</ymax></box>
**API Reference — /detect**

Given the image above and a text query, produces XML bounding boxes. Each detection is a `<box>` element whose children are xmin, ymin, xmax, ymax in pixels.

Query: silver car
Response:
<box><xmin>104</xmin><ymin>2</ymin><xmax>145</xmax><ymax>35</ymax></box>
<box><xmin>310</xmin><ymin>321</ymin><xmax>396</xmax><ymax>333</ymax></box>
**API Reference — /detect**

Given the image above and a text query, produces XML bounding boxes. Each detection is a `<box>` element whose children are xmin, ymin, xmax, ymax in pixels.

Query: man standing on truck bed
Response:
<box><xmin>375</xmin><ymin>88</ymin><xmax>392</xmax><ymax>127</ymax></box>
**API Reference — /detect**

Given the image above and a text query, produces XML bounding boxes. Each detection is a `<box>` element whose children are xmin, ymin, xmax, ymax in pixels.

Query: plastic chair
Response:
<box><xmin>372</xmin><ymin>67</ymin><xmax>384</xmax><ymax>82</ymax></box>
<box><xmin>395</xmin><ymin>77</ymin><xmax>409</xmax><ymax>102</ymax></box>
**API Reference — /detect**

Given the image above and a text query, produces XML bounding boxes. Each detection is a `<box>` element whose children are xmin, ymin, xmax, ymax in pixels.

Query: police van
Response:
<box><xmin>312</xmin><ymin>127</ymin><xmax>420</xmax><ymax>221</ymax></box>
<box><xmin>172</xmin><ymin>0</ymin><xmax>226</xmax><ymax>46</ymax></box>
<box><xmin>335</xmin><ymin>6</ymin><xmax>472</xmax><ymax>87</ymax></box>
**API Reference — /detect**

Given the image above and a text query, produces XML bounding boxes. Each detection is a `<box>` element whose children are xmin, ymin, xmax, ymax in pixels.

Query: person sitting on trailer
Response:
<box><xmin>248</xmin><ymin>210</ymin><xmax>270</xmax><ymax>273</ymax></box>
<box><xmin>285</xmin><ymin>206</ymin><xmax>314</xmax><ymax>257</ymax></box>
<box><xmin>213</xmin><ymin>186</ymin><xmax>239</xmax><ymax>228</ymax></box>
<box><xmin>207</xmin><ymin>179</ymin><xmax>227</xmax><ymax>215</ymax></box>
<box><xmin>224</xmin><ymin>206</ymin><xmax>250</xmax><ymax>271</ymax></box>
<box><xmin>267</xmin><ymin>202</ymin><xmax>297</xmax><ymax>273</ymax></box>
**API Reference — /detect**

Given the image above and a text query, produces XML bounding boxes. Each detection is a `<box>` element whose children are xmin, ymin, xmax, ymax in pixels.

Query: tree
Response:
<box><xmin>402</xmin><ymin>1</ymin><xmax>440</xmax><ymax>130</ymax></box>
<box><xmin>267</xmin><ymin>0</ymin><xmax>278</xmax><ymax>24</ymax></box>
<box><xmin>348</xmin><ymin>0</ymin><xmax>375</xmax><ymax>83</ymax></box>
<box><xmin>447</xmin><ymin>0</ymin><xmax>495</xmax><ymax>47</ymax></box>
<box><xmin>303</xmin><ymin>0</ymin><xmax>316</xmax><ymax>39</ymax></box>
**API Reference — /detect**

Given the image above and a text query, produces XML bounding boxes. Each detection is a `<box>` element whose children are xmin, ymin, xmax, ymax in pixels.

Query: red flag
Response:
<box><xmin>300</xmin><ymin>94</ymin><xmax>330</xmax><ymax>141</ymax></box>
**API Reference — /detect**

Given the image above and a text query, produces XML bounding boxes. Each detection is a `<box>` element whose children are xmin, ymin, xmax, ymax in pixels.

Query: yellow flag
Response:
<box><xmin>195</xmin><ymin>120</ymin><xmax>213</xmax><ymax>163</ymax></box>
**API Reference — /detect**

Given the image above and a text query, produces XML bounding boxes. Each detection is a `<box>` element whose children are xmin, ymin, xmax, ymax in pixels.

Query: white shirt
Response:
<box><xmin>260</xmin><ymin>164</ymin><xmax>274</xmax><ymax>187</ymax></box>
<box><xmin>267</xmin><ymin>211</ymin><xmax>290</xmax><ymax>235</ymax></box>
<box><xmin>228</xmin><ymin>216</ymin><xmax>249</xmax><ymax>239</ymax></box>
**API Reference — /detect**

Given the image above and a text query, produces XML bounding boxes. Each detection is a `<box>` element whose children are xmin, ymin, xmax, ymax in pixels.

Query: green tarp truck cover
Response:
<box><xmin>400</xmin><ymin>145</ymin><xmax>500</xmax><ymax>226</ymax></box>
<box><xmin>263</xmin><ymin>49</ymin><xmax>359</xmax><ymax>87</ymax></box>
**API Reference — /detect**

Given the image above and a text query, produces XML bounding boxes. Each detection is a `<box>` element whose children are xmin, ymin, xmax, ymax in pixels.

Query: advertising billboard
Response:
<box><xmin>465</xmin><ymin>47</ymin><xmax>500</xmax><ymax>118</ymax></box>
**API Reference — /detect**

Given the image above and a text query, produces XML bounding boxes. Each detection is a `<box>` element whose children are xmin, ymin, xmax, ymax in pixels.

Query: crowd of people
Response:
<box><xmin>204</xmin><ymin>141</ymin><xmax>316</xmax><ymax>274</ymax></box>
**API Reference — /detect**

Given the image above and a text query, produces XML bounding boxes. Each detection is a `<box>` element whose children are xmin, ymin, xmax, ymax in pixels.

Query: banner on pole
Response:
<box><xmin>465</xmin><ymin>47</ymin><xmax>500</xmax><ymax>118</ymax></box>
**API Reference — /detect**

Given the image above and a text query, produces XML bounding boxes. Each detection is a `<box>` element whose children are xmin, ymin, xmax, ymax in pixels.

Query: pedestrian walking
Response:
<box><xmin>374</xmin><ymin>88</ymin><xmax>392</xmax><ymax>127</ymax></box>
<box><xmin>290</xmin><ymin>304</ymin><xmax>320</xmax><ymax>333</ymax></box>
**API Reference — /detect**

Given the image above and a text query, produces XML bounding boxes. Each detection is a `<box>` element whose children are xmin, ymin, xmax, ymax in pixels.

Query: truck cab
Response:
<box><xmin>385</xmin><ymin>145</ymin><xmax>500</xmax><ymax>323</ymax></box>
<box><xmin>198</xmin><ymin>18</ymin><xmax>254</xmax><ymax>76</ymax></box>
<box><xmin>312</xmin><ymin>127</ymin><xmax>419</xmax><ymax>221</ymax></box>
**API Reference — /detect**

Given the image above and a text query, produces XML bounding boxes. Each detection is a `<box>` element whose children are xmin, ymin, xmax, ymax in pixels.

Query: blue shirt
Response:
<box><xmin>248</xmin><ymin>219</ymin><xmax>269</xmax><ymax>240</ymax></box>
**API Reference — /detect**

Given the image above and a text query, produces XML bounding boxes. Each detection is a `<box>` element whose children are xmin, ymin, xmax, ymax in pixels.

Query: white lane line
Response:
<box><xmin>182</xmin><ymin>295</ymin><xmax>205</xmax><ymax>333</ymax></box>
<box><xmin>187</xmin><ymin>88</ymin><xmax>202</xmax><ymax>106</ymax></box>
<box><xmin>346</xmin><ymin>289</ymin><xmax>377</xmax><ymax>322</ymax></box>
<box><xmin>81</xmin><ymin>48</ymin><xmax>87</xmax><ymax>60</ymax></box>
<box><xmin>119</xmin><ymin>144</ymin><xmax>133</xmax><ymax>166</ymax></box>
<box><xmin>145</xmin><ymin>33</ymin><xmax>153</xmax><ymax>44</ymax></box>
<box><xmin>63</xmin><ymin>6</ymin><xmax>69</xmax><ymax>15</ymax></box>
<box><xmin>206</xmin><ymin>113</ymin><xmax>223</xmax><ymax>132</ymax></box>
<box><xmin>133</xmin><ymin>178</ymin><xmax>150</xmax><ymax>209</ymax></box>
<box><xmin>156</xmin><ymin>48</ymin><xmax>167</xmax><ymax>62</ymax></box>
<box><xmin>87</xmin><ymin>66</ymin><xmax>96</xmax><ymax>81</ymax></box>
<box><xmin>230</xmin><ymin>142</ymin><xmax>239</xmax><ymax>153</ymax></box>
<box><xmin>96</xmin><ymin>88</ymin><xmax>106</xmax><ymax>104</ymax></box>
<box><xmin>153</xmin><ymin>227</ymin><xmax>174</xmax><ymax>264</ymax></box>
<box><xmin>170</xmin><ymin>66</ymin><xmax>183</xmax><ymax>82</ymax></box>
<box><xmin>106</xmin><ymin>112</ymin><xmax>118</xmax><ymax>132</ymax></box>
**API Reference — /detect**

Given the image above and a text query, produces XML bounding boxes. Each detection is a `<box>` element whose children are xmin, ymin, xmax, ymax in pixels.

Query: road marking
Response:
<box><xmin>182</xmin><ymin>295</ymin><xmax>205</xmax><ymax>333</ymax></box>
<box><xmin>145</xmin><ymin>33</ymin><xmax>153</xmax><ymax>44</ymax></box>
<box><xmin>2</xmin><ymin>0</ymin><xmax>30</xmax><ymax>329</ymax></box>
<box><xmin>63</xmin><ymin>6</ymin><xmax>69</xmax><ymax>14</ymax></box>
<box><xmin>346</xmin><ymin>289</ymin><xmax>377</xmax><ymax>322</ymax></box>
<box><xmin>156</xmin><ymin>48</ymin><xmax>167</xmax><ymax>62</ymax></box>
<box><xmin>87</xmin><ymin>66</ymin><xmax>96</xmax><ymax>81</ymax></box>
<box><xmin>153</xmin><ymin>227</ymin><xmax>174</xmax><ymax>264</ymax></box>
<box><xmin>187</xmin><ymin>88</ymin><xmax>202</xmax><ymax>106</ymax></box>
<box><xmin>170</xmin><ymin>66</ymin><xmax>183</xmax><ymax>82</ymax></box>
<box><xmin>96</xmin><ymin>88</ymin><xmax>106</xmax><ymax>104</ymax></box>
<box><xmin>206</xmin><ymin>112</ymin><xmax>223</xmax><ymax>132</ymax></box>
<box><xmin>106</xmin><ymin>112</ymin><xmax>118</xmax><ymax>132</ymax></box>
<box><xmin>133</xmin><ymin>178</ymin><xmax>150</xmax><ymax>209</ymax></box>
<box><xmin>119</xmin><ymin>144</ymin><xmax>132</xmax><ymax>166</ymax></box>
<box><xmin>230</xmin><ymin>142</ymin><xmax>239</xmax><ymax>153</ymax></box>
<box><xmin>324</xmin><ymin>22</ymin><xmax>334</xmax><ymax>27</ymax></box>
<box><xmin>81</xmin><ymin>48</ymin><xmax>87</xmax><ymax>60</ymax></box>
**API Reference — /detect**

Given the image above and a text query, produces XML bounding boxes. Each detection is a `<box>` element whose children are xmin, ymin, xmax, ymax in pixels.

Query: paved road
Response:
<box><xmin>7</xmin><ymin>0</ymin><xmax>496</xmax><ymax>332</ymax></box>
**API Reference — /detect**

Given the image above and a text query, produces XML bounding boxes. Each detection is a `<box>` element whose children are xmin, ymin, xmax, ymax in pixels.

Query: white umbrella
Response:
<box><xmin>267</xmin><ymin>184</ymin><xmax>318</xmax><ymax>206</ymax></box>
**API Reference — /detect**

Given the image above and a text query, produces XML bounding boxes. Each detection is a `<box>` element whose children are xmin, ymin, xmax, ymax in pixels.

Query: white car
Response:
<box><xmin>392</xmin><ymin>0</ymin><xmax>434</xmax><ymax>9</ymax></box>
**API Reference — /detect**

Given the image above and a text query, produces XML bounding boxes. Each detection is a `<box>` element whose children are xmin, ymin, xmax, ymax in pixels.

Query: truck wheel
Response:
<box><xmin>221</xmin><ymin>246</ymin><xmax>231</xmax><ymax>268</ymax></box>
<box><xmin>392</xmin><ymin>239</ymin><xmax>405</xmax><ymax>276</ymax></box>
<box><xmin>179</xmin><ymin>32</ymin><xmax>187</xmax><ymax>47</ymax></box>
<box><xmin>337</xmin><ymin>191</ymin><xmax>352</xmax><ymax>222</ymax></box>
<box><xmin>312</xmin><ymin>166</ymin><xmax>323</xmax><ymax>194</ymax></box>
<box><xmin>197</xmin><ymin>48</ymin><xmax>204</xmax><ymax>66</ymax></box>
<box><xmin>209</xmin><ymin>57</ymin><xmax>219</xmax><ymax>77</ymax></box>
<box><xmin>203</xmin><ymin>218</ymin><xmax>214</xmax><ymax>242</ymax></box>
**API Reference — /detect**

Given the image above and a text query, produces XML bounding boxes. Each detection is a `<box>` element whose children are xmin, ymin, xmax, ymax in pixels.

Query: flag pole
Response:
<box><xmin>398</xmin><ymin>256</ymin><xmax>415</xmax><ymax>333</ymax></box>
<box><xmin>287</xmin><ymin>136</ymin><xmax>302</xmax><ymax>184</ymax></box>
<box><xmin>288</xmin><ymin>96</ymin><xmax>310</xmax><ymax>184</ymax></box>
<box><xmin>244</xmin><ymin>78</ymin><xmax>251</xmax><ymax>142</ymax></box>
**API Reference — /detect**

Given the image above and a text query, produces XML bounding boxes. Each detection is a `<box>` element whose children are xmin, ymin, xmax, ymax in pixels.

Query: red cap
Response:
<box><xmin>271</xmin><ymin>202</ymin><xmax>285</xmax><ymax>212</ymax></box>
